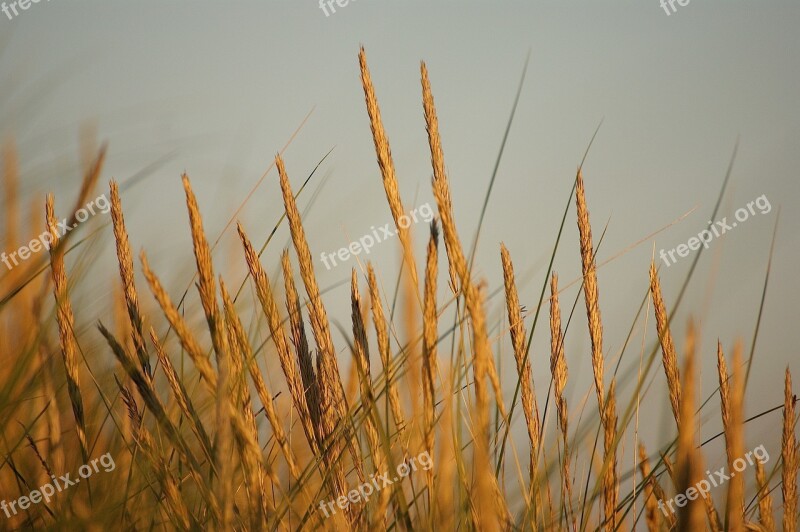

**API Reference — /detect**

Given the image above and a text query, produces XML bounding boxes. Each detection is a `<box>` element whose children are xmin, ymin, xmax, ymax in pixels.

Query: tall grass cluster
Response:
<box><xmin>0</xmin><ymin>49</ymin><xmax>797</xmax><ymax>530</ymax></box>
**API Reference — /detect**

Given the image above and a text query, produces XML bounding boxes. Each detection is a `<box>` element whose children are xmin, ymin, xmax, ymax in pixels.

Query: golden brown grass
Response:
<box><xmin>0</xmin><ymin>50</ymin><xmax>795</xmax><ymax>531</ymax></box>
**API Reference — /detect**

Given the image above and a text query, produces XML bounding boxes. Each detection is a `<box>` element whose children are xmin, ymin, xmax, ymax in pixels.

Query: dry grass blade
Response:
<box><xmin>98</xmin><ymin>322</ymin><xmax>222</xmax><ymax>521</ymax></box>
<box><xmin>45</xmin><ymin>194</ymin><xmax>88</xmax><ymax>463</ymax></box>
<box><xmin>602</xmin><ymin>379</ymin><xmax>620</xmax><ymax>531</ymax></box>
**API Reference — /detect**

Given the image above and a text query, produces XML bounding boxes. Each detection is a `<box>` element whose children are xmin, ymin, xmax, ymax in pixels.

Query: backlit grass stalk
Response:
<box><xmin>45</xmin><ymin>194</ymin><xmax>89</xmax><ymax>464</ymax></box>
<box><xmin>676</xmin><ymin>321</ymin><xmax>705</xmax><ymax>531</ymax></box>
<box><xmin>649</xmin><ymin>260</ymin><xmax>681</xmax><ymax>426</ymax></box>
<box><xmin>109</xmin><ymin>180</ymin><xmax>151</xmax><ymax>379</ymax></box>
<box><xmin>782</xmin><ymin>367</ymin><xmax>798</xmax><ymax>532</ymax></box>
<box><xmin>575</xmin><ymin>168</ymin><xmax>619</xmax><ymax>530</ymax></box>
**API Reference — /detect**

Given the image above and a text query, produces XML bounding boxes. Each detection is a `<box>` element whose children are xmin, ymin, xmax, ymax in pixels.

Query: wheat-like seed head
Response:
<box><xmin>501</xmin><ymin>244</ymin><xmax>540</xmax><ymax>481</ymax></box>
<box><xmin>359</xmin><ymin>47</ymin><xmax>419</xmax><ymax>291</ymax></box>
<box><xmin>367</xmin><ymin>263</ymin><xmax>406</xmax><ymax>432</ymax></box>
<box><xmin>575</xmin><ymin>168</ymin><xmax>605</xmax><ymax>412</ymax></box>
<box><xmin>782</xmin><ymin>367</ymin><xmax>798</xmax><ymax>532</ymax></box>
<box><xmin>109</xmin><ymin>180</ymin><xmax>151</xmax><ymax>379</ymax></box>
<box><xmin>650</xmin><ymin>260</ymin><xmax>681</xmax><ymax>425</ymax></box>
<box><xmin>724</xmin><ymin>341</ymin><xmax>745</xmax><ymax>532</ymax></box>
<box><xmin>276</xmin><ymin>155</ymin><xmax>346</xmax><ymax>426</ymax></box>
<box><xmin>149</xmin><ymin>327</ymin><xmax>213</xmax><ymax>459</ymax></box>
<box><xmin>46</xmin><ymin>194</ymin><xmax>88</xmax><ymax>463</ymax></box>
<box><xmin>236</xmin><ymin>222</ymin><xmax>315</xmax><ymax>455</ymax></box>
<box><xmin>549</xmin><ymin>272</ymin><xmax>575</xmax><ymax>529</ymax></box>
<box><xmin>182</xmin><ymin>174</ymin><xmax>229</xmax><ymax>367</ymax></box>
<box><xmin>282</xmin><ymin>249</ymin><xmax>321</xmax><ymax>430</ymax></box>
<box><xmin>420</xmin><ymin>61</ymin><xmax>459</xmax><ymax>295</ymax></box>
<box><xmin>637</xmin><ymin>444</ymin><xmax>661</xmax><ymax>532</ymax></box>
<box><xmin>755</xmin><ymin>459</ymin><xmax>775</xmax><ymax>530</ymax></box>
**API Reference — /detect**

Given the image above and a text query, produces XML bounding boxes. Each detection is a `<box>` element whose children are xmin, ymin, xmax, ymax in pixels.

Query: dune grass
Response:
<box><xmin>0</xmin><ymin>49</ymin><xmax>797</xmax><ymax>531</ymax></box>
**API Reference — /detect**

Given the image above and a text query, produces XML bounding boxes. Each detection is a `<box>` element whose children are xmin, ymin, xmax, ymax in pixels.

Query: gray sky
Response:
<box><xmin>2</xmin><ymin>0</ymin><xmax>798</xmax><ymax>479</ymax></box>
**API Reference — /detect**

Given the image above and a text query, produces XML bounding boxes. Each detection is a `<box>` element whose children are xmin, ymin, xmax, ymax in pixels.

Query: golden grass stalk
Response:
<box><xmin>649</xmin><ymin>260</ymin><xmax>681</xmax><ymax>425</ymax></box>
<box><xmin>358</xmin><ymin>47</ymin><xmax>419</xmax><ymax>291</ymax></box>
<box><xmin>45</xmin><ymin>194</ymin><xmax>88</xmax><ymax>463</ymax></box>
<box><xmin>421</xmin><ymin>57</ymin><xmax>507</xmax><ymax>527</ymax></box>
<box><xmin>219</xmin><ymin>278</ymin><xmax>270</xmax><ymax>528</ymax></box>
<box><xmin>182</xmin><ymin>174</ymin><xmax>229</xmax><ymax>366</ymax></box>
<box><xmin>98</xmin><ymin>322</ymin><xmax>222</xmax><ymax>521</ymax></box>
<box><xmin>676</xmin><ymin>320</ymin><xmax>705</xmax><ymax>531</ymax></box>
<box><xmin>213</xmin><ymin>318</ymin><xmax>234</xmax><ymax>531</ymax></box>
<box><xmin>367</xmin><ymin>263</ymin><xmax>406</xmax><ymax>432</ymax></box>
<box><xmin>140</xmin><ymin>251</ymin><xmax>217</xmax><ymax>388</ymax></box>
<box><xmin>275</xmin><ymin>155</ymin><xmax>347</xmax><ymax>434</ymax></box>
<box><xmin>722</xmin><ymin>341</ymin><xmax>745</xmax><ymax>532</ymax></box>
<box><xmin>122</xmin><ymin>386</ymin><xmax>193</xmax><ymax>529</ymax></box>
<box><xmin>419</xmin><ymin>62</ymin><xmax>459</xmax><ymax>295</ymax></box>
<box><xmin>350</xmin><ymin>269</ymin><xmax>391</xmax><ymax>523</ymax></box>
<box><xmin>420</xmin><ymin>57</ymin><xmax>507</xmax><ymax>423</ymax></box>
<box><xmin>149</xmin><ymin>328</ymin><xmax>213</xmax><ymax>459</ymax></box>
<box><xmin>500</xmin><ymin>245</ymin><xmax>540</xmax><ymax>485</ymax></box>
<box><xmin>602</xmin><ymin>379</ymin><xmax>620</xmax><ymax>531</ymax></box>
<box><xmin>422</xmin><ymin>221</ymin><xmax>440</xmax><ymax>502</ymax></box>
<box><xmin>575</xmin><ymin>168</ymin><xmax>606</xmax><ymax>410</ymax></box>
<box><xmin>782</xmin><ymin>367</ymin><xmax>798</xmax><ymax>532</ymax></box>
<box><xmin>637</xmin><ymin>444</ymin><xmax>661</xmax><ymax>532</ymax></box>
<box><xmin>68</xmin><ymin>144</ymin><xmax>106</xmax><ymax>229</ymax></box>
<box><xmin>282</xmin><ymin>249</ymin><xmax>321</xmax><ymax>431</ymax></box>
<box><xmin>717</xmin><ymin>341</ymin><xmax>731</xmax><ymax>438</ymax></box>
<box><xmin>754</xmin><ymin>460</ymin><xmax>774</xmax><ymax>531</ymax></box>
<box><xmin>549</xmin><ymin>272</ymin><xmax>575</xmax><ymax>529</ymax></box>
<box><xmin>436</xmin><ymin>371</ymin><xmax>456</xmax><ymax>531</ymax></box>
<box><xmin>575</xmin><ymin>168</ymin><xmax>619</xmax><ymax>530</ymax></box>
<box><xmin>236</xmin><ymin>222</ymin><xmax>316</xmax><ymax>459</ymax></box>
<box><xmin>109</xmin><ymin>180</ymin><xmax>151</xmax><ymax>379</ymax></box>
